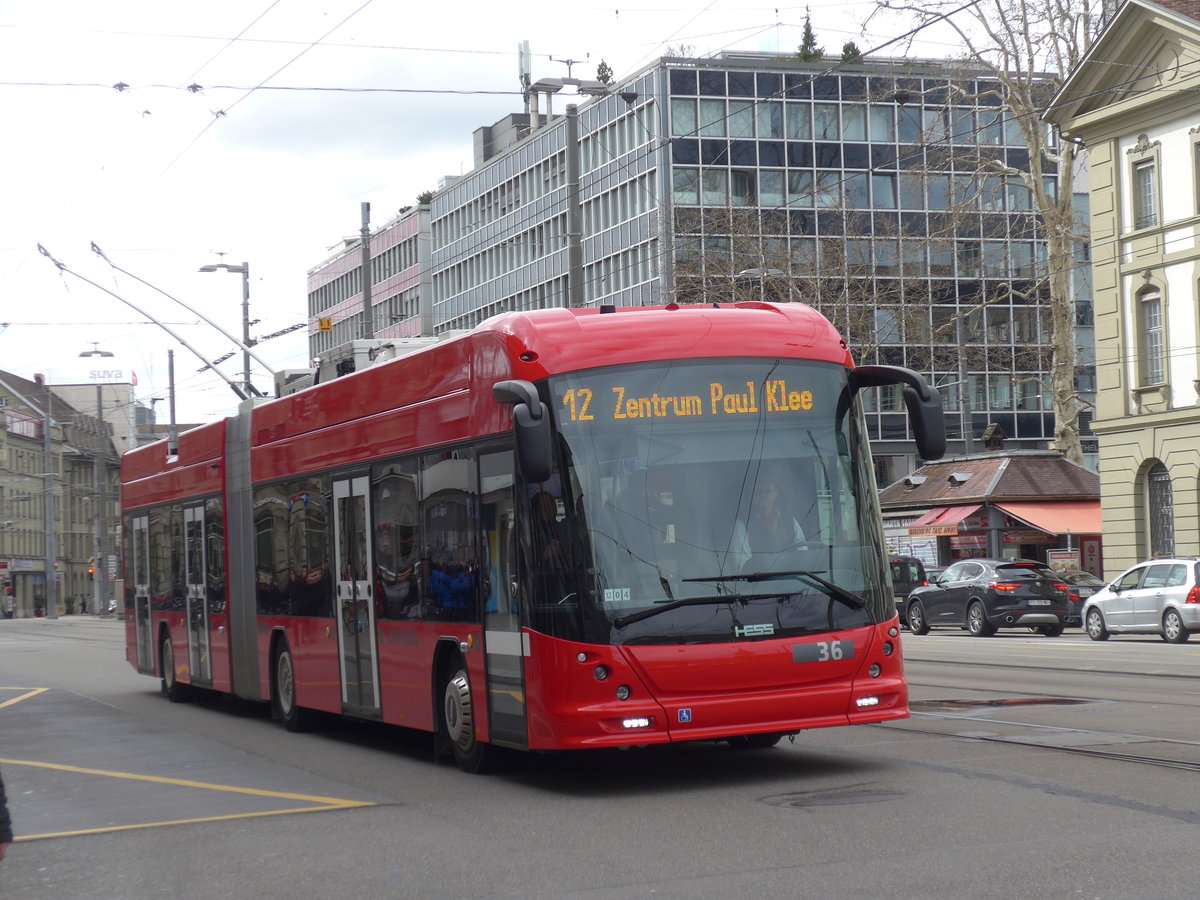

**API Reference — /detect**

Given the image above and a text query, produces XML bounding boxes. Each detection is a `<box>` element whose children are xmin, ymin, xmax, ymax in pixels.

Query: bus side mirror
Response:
<box><xmin>852</xmin><ymin>365</ymin><xmax>946</xmax><ymax>461</ymax></box>
<box><xmin>493</xmin><ymin>379</ymin><xmax>554</xmax><ymax>483</ymax></box>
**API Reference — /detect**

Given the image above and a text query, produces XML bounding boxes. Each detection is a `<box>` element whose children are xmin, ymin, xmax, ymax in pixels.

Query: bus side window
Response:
<box><xmin>372</xmin><ymin>461</ymin><xmax>422</xmax><ymax>621</ymax></box>
<box><xmin>421</xmin><ymin>449</ymin><xmax>479</xmax><ymax>623</ymax></box>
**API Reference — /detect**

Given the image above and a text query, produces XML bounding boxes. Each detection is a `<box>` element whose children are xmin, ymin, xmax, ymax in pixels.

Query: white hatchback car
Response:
<box><xmin>1082</xmin><ymin>558</ymin><xmax>1200</xmax><ymax>643</ymax></box>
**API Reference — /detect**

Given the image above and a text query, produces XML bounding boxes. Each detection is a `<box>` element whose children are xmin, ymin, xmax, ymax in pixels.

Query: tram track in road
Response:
<box><xmin>889</xmin><ymin>634</ymin><xmax>1200</xmax><ymax>778</ymax></box>
<box><xmin>890</xmin><ymin>710</ymin><xmax>1200</xmax><ymax>774</ymax></box>
<box><xmin>0</xmin><ymin>619</ymin><xmax>126</xmax><ymax>648</ymax></box>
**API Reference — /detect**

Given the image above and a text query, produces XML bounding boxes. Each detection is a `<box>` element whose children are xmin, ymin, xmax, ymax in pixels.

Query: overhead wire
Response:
<box><xmin>4</xmin><ymin>1</ymin><xmax>1176</xmax><ymax>410</ymax></box>
<box><xmin>155</xmin><ymin>0</ymin><xmax>378</xmax><ymax>180</ymax></box>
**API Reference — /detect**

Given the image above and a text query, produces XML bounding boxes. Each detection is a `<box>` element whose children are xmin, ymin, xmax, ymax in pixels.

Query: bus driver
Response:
<box><xmin>731</xmin><ymin>473</ymin><xmax>806</xmax><ymax>571</ymax></box>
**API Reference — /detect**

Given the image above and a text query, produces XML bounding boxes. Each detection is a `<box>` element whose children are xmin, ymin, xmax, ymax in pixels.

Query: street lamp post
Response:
<box><xmin>198</xmin><ymin>260</ymin><xmax>253</xmax><ymax>397</ymax></box>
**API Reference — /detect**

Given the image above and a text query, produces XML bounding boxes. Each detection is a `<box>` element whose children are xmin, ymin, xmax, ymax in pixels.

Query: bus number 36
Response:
<box><xmin>792</xmin><ymin>641</ymin><xmax>856</xmax><ymax>664</ymax></box>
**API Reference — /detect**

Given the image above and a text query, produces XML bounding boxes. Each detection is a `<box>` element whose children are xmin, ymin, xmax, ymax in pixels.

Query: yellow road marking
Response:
<box><xmin>0</xmin><ymin>688</ymin><xmax>48</xmax><ymax>709</ymax></box>
<box><xmin>0</xmin><ymin>757</ymin><xmax>376</xmax><ymax>842</ymax></box>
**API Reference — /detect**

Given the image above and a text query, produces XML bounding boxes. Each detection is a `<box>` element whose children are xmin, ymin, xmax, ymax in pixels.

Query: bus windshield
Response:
<box><xmin>525</xmin><ymin>358</ymin><xmax>890</xmax><ymax>646</ymax></box>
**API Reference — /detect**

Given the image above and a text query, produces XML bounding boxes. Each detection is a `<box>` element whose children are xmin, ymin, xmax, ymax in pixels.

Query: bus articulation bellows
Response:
<box><xmin>121</xmin><ymin>302</ymin><xmax>944</xmax><ymax>772</ymax></box>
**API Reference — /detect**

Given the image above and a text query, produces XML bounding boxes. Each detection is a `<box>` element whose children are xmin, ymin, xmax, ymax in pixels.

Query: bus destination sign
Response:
<box><xmin>560</xmin><ymin>379</ymin><xmax>813</xmax><ymax>423</ymax></box>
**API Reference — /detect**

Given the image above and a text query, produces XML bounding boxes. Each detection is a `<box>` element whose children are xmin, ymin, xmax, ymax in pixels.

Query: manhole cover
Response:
<box><xmin>762</xmin><ymin>785</ymin><xmax>903</xmax><ymax>808</ymax></box>
<box><xmin>912</xmin><ymin>698</ymin><xmax>1089</xmax><ymax>712</ymax></box>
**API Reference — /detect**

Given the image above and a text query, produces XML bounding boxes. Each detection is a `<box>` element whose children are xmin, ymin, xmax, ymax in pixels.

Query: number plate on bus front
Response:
<box><xmin>792</xmin><ymin>641</ymin><xmax>855</xmax><ymax>663</ymax></box>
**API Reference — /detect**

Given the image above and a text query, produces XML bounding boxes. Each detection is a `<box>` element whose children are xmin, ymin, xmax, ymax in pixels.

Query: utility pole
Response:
<box><xmin>360</xmin><ymin>202</ymin><xmax>374</xmax><ymax>337</ymax></box>
<box><xmin>239</xmin><ymin>262</ymin><xmax>252</xmax><ymax>396</ymax></box>
<box><xmin>79</xmin><ymin>345</ymin><xmax>114</xmax><ymax>614</ymax></box>
<box><xmin>42</xmin><ymin>389</ymin><xmax>57</xmax><ymax>618</ymax></box>
<box><xmin>566</xmin><ymin>104</ymin><xmax>583</xmax><ymax>307</ymax></box>
<box><xmin>93</xmin><ymin>381</ymin><xmax>109</xmax><ymax>614</ymax></box>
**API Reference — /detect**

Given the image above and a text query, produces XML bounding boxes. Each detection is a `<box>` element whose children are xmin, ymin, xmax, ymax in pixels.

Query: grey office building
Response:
<box><xmin>311</xmin><ymin>53</ymin><xmax>1087</xmax><ymax>481</ymax></box>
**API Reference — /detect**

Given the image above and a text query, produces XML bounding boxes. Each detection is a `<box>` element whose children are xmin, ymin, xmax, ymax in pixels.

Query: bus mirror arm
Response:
<box><xmin>493</xmin><ymin>380</ymin><xmax>543</xmax><ymax>419</ymax></box>
<box><xmin>494</xmin><ymin>379</ymin><xmax>555</xmax><ymax>483</ymax></box>
<box><xmin>851</xmin><ymin>365</ymin><xmax>946</xmax><ymax>461</ymax></box>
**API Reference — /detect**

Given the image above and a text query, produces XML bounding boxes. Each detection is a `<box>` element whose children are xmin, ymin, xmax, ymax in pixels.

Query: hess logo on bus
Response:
<box><xmin>734</xmin><ymin>623</ymin><xmax>775</xmax><ymax>638</ymax></box>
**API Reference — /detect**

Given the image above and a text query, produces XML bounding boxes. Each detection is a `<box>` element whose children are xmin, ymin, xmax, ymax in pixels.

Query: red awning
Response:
<box><xmin>993</xmin><ymin>501</ymin><xmax>1101</xmax><ymax>536</ymax></box>
<box><xmin>909</xmin><ymin>505</ymin><xmax>981</xmax><ymax>528</ymax></box>
<box><xmin>908</xmin><ymin>504</ymin><xmax>981</xmax><ymax>536</ymax></box>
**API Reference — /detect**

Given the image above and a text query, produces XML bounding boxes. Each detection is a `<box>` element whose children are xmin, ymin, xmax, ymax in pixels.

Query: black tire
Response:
<box><xmin>906</xmin><ymin>601</ymin><xmax>930</xmax><ymax>635</ymax></box>
<box><xmin>1038</xmin><ymin>624</ymin><xmax>1065</xmax><ymax>638</ymax></box>
<box><xmin>1085</xmin><ymin>608</ymin><xmax>1109</xmax><ymax>641</ymax></box>
<box><xmin>727</xmin><ymin>733</ymin><xmax>784</xmax><ymax>749</ymax></box>
<box><xmin>1162</xmin><ymin>609</ymin><xmax>1190</xmax><ymax>644</ymax></box>
<box><xmin>274</xmin><ymin>642</ymin><xmax>316</xmax><ymax>732</ymax></box>
<box><xmin>442</xmin><ymin>661</ymin><xmax>496</xmax><ymax>773</ymax></box>
<box><xmin>160</xmin><ymin>632</ymin><xmax>189</xmax><ymax>702</ymax></box>
<box><xmin>966</xmin><ymin>601</ymin><xmax>994</xmax><ymax>637</ymax></box>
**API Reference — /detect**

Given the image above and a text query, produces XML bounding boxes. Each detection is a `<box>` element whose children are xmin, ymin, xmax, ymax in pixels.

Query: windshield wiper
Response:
<box><xmin>683</xmin><ymin>570</ymin><xmax>865</xmax><ymax>610</ymax></box>
<box><xmin>612</xmin><ymin>592</ymin><xmax>793</xmax><ymax>629</ymax></box>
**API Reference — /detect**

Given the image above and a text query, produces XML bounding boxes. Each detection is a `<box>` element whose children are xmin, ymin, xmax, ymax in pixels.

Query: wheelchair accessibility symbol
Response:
<box><xmin>677</xmin><ymin>708</ymin><xmax>692</xmax><ymax>723</ymax></box>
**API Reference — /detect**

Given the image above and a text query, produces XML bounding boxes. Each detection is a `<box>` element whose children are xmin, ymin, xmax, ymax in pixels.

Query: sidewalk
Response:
<box><xmin>1</xmin><ymin>613</ymin><xmax>122</xmax><ymax>625</ymax></box>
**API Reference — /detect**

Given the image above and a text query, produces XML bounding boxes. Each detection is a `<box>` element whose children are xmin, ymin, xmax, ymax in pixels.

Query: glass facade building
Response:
<box><xmin>311</xmin><ymin>53</ymin><xmax>1089</xmax><ymax>479</ymax></box>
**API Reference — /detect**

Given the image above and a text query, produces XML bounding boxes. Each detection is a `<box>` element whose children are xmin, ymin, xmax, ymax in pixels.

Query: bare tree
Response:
<box><xmin>867</xmin><ymin>0</ymin><xmax>1107</xmax><ymax>463</ymax></box>
<box><xmin>671</xmin><ymin>205</ymin><xmax>943</xmax><ymax>366</ymax></box>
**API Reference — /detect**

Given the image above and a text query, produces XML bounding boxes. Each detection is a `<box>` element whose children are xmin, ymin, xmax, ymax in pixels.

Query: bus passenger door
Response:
<box><xmin>480</xmin><ymin>450</ymin><xmax>527</xmax><ymax>749</ymax></box>
<box><xmin>131</xmin><ymin>515</ymin><xmax>153</xmax><ymax>672</ymax></box>
<box><xmin>333</xmin><ymin>476</ymin><xmax>381</xmax><ymax>715</ymax></box>
<box><xmin>183</xmin><ymin>505</ymin><xmax>211</xmax><ymax>685</ymax></box>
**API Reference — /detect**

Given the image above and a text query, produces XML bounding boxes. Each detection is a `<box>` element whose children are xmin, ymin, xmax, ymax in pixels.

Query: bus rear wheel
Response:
<box><xmin>160</xmin><ymin>632</ymin><xmax>189</xmax><ymax>703</ymax></box>
<box><xmin>442</xmin><ymin>663</ymin><xmax>495</xmax><ymax>773</ymax></box>
<box><xmin>274</xmin><ymin>642</ymin><xmax>316</xmax><ymax>732</ymax></box>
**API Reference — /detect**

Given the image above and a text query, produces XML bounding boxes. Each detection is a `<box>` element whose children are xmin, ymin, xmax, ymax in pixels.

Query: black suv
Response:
<box><xmin>903</xmin><ymin>558</ymin><xmax>1070</xmax><ymax>637</ymax></box>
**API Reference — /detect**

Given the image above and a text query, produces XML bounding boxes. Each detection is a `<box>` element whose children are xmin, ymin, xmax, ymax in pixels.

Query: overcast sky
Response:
<box><xmin>0</xmin><ymin>0</ymin><xmax>958</xmax><ymax>426</ymax></box>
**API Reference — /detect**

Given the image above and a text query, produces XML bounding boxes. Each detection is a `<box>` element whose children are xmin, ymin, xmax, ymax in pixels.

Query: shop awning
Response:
<box><xmin>993</xmin><ymin>501</ymin><xmax>1101</xmax><ymax>536</ymax></box>
<box><xmin>908</xmin><ymin>504</ymin><xmax>981</xmax><ymax>536</ymax></box>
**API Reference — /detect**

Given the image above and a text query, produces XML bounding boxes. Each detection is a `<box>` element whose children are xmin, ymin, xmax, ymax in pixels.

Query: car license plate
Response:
<box><xmin>1028</xmin><ymin>599</ymin><xmax>1051</xmax><ymax>606</ymax></box>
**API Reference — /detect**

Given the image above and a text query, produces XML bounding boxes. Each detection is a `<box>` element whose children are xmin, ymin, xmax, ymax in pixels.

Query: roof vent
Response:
<box><xmin>948</xmin><ymin>472</ymin><xmax>972</xmax><ymax>485</ymax></box>
<box><xmin>903</xmin><ymin>475</ymin><xmax>926</xmax><ymax>487</ymax></box>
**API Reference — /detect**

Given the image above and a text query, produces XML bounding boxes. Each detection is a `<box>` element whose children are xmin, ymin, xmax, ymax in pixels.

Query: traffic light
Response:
<box><xmin>88</xmin><ymin>567</ymin><xmax>95</xmax><ymax>581</ymax></box>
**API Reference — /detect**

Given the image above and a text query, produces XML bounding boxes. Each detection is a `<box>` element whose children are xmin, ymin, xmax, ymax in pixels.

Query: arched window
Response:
<box><xmin>1147</xmin><ymin>461</ymin><xmax>1174</xmax><ymax>557</ymax></box>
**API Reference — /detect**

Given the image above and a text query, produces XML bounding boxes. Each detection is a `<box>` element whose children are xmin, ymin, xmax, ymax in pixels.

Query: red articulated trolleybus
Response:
<box><xmin>122</xmin><ymin>302</ymin><xmax>945</xmax><ymax>772</ymax></box>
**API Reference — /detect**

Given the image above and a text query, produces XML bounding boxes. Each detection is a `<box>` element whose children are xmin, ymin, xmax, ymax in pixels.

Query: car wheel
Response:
<box><xmin>1085</xmin><ymin>608</ymin><xmax>1109</xmax><ymax>641</ymax></box>
<box><xmin>906</xmin><ymin>601</ymin><xmax>930</xmax><ymax>635</ymax></box>
<box><xmin>160</xmin><ymin>631</ymin><xmax>189</xmax><ymax>703</ymax></box>
<box><xmin>966</xmin><ymin>601</ymin><xmax>994</xmax><ymax>637</ymax></box>
<box><xmin>1162</xmin><ymin>609</ymin><xmax>1190</xmax><ymax>644</ymax></box>
<box><xmin>1038</xmin><ymin>624</ymin><xmax>1064</xmax><ymax>637</ymax></box>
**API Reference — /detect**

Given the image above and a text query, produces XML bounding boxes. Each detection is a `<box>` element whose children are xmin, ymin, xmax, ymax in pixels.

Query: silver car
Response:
<box><xmin>1082</xmin><ymin>558</ymin><xmax>1200</xmax><ymax>643</ymax></box>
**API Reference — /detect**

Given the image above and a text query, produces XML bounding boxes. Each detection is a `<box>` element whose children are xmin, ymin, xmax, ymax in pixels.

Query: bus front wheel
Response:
<box><xmin>442</xmin><ymin>662</ymin><xmax>495</xmax><ymax>773</ymax></box>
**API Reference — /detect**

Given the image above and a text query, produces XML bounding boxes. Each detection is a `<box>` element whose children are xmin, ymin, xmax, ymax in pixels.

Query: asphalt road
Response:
<box><xmin>2</xmin><ymin>617</ymin><xmax>1199</xmax><ymax>899</ymax></box>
